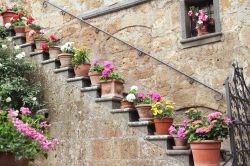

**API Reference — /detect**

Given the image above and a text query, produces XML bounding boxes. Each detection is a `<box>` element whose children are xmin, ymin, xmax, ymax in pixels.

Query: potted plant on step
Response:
<box><xmin>47</xmin><ymin>34</ymin><xmax>61</xmax><ymax>59</ymax></box>
<box><xmin>169</xmin><ymin>123</ymin><xmax>188</xmax><ymax>149</ymax></box>
<box><xmin>185</xmin><ymin>109</ymin><xmax>231</xmax><ymax>166</ymax></box>
<box><xmin>58</xmin><ymin>42</ymin><xmax>76</xmax><ymax>68</ymax></box>
<box><xmin>152</xmin><ymin>99</ymin><xmax>175</xmax><ymax>135</ymax></box>
<box><xmin>71</xmin><ymin>47</ymin><xmax>91</xmax><ymax>77</ymax></box>
<box><xmin>11</xmin><ymin>12</ymin><xmax>26</xmax><ymax>36</ymax></box>
<box><xmin>135</xmin><ymin>92</ymin><xmax>161</xmax><ymax>121</ymax></box>
<box><xmin>25</xmin><ymin>16</ymin><xmax>42</xmax><ymax>42</ymax></box>
<box><xmin>89</xmin><ymin>59</ymin><xmax>105</xmax><ymax>86</ymax></box>
<box><xmin>0</xmin><ymin>2</ymin><xmax>17</xmax><ymax>24</ymax></box>
<box><xmin>121</xmin><ymin>85</ymin><xmax>138</xmax><ymax>108</ymax></box>
<box><xmin>34</xmin><ymin>29</ymin><xmax>47</xmax><ymax>50</ymax></box>
<box><xmin>0</xmin><ymin>106</ymin><xmax>59</xmax><ymax>165</ymax></box>
<box><xmin>100</xmin><ymin>61</ymin><xmax>124</xmax><ymax>98</ymax></box>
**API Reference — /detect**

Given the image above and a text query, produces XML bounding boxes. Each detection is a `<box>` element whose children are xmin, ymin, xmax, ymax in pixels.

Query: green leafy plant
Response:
<box><xmin>28</xmin><ymin>24</ymin><xmax>42</xmax><ymax>30</ymax></box>
<box><xmin>89</xmin><ymin>59</ymin><xmax>105</xmax><ymax>72</ymax></box>
<box><xmin>0</xmin><ymin>26</ymin><xmax>8</xmax><ymax>39</ymax></box>
<box><xmin>71</xmin><ymin>47</ymin><xmax>90</xmax><ymax>66</ymax></box>
<box><xmin>151</xmin><ymin>100</ymin><xmax>175</xmax><ymax>118</ymax></box>
<box><xmin>184</xmin><ymin>109</ymin><xmax>231</xmax><ymax>142</ymax></box>
<box><xmin>99</xmin><ymin>61</ymin><xmax>124</xmax><ymax>81</ymax></box>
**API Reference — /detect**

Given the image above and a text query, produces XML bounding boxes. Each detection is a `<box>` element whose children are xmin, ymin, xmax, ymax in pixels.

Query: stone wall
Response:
<box><xmin>23</xmin><ymin>0</ymin><xmax>249</xmax><ymax>113</ymax></box>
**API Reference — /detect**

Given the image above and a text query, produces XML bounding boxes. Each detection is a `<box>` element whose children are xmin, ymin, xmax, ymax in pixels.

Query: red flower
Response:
<box><xmin>18</xmin><ymin>12</ymin><xmax>23</xmax><ymax>17</ymax></box>
<box><xmin>50</xmin><ymin>35</ymin><xmax>57</xmax><ymax>42</ymax></box>
<box><xmin>26</xmin><ymin>15</ymin><xmax>35</xmax><ymax>24</ymax></box>
<box><xmin>41</xmin><ymin>43</ymin><xmax>49</xmax><ymax>51</ymax></box>
<box><xmin>13</xmin><ymin>14</ymin><xmax>19</xmax><ymax>20</ymax></box>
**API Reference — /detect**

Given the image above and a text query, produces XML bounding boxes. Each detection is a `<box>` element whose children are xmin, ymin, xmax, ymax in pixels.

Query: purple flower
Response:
<box><xmin>103</xmin><ymin>61</ymin><xmax>111</xmax><ymax>68</ymax></box>
<box><xmin>20</xmin><ymin>107</ymin><xmax>31</xmax><ymax>115</ymax></box>
<box><xmin>168</xmin><ymin>125</ymin><xmax>177</xmax><ymax>135</ymax></box>
<box><xmin>137</xmin><ymin>92</ymin><xmax>145</xmax><ymax>99</ymax></box>
<box><xmin>102</xmin><ymin>69</ymin><xmax>111</xmax><ymax>77</ymax></box>
<box><xmin>149</xmin><ymin>92</ymin><xmax>161</xmax><ymax>102</ymax></box>
<box><xmin>177</xmin><ymin>127</ymin><xmax>186</xmax><ymax>139</ymax></box>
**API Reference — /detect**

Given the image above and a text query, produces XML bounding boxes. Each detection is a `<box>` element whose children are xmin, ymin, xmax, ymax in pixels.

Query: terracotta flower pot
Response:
<box><xmin>89</xmin><ymin>71</ymin><xmax>102</xmax><ymax>86</ymax></box>
<box><xmin>14</xmin><ymin>26</ymin><xmax>26</xmax><ymax>37</ymax></box>
<box><xmin>100</xmin><ymin>79</ymin><xmax>124</xmax><ymax>98</ymax></box>
<box><xmin>154</xmin><ymin>118</ymin><xmax>173</xmax><ymax>135</ymax></box>
<box><xmin>191</xmin><ymin>140</ymin><xmax>222</xmax><ymax>166</ymax></box>
<box><xmin>74</xmin><ymin>63</ymin><xmax>91</xmax><ymax>77</ymax></box>
<box><xmin>135</xmin><ymin>104</ymin><xmax>153</xmax><ymax>121</ymax></box>
<box><xmin>0</xmin><ymin>152</ymin><xmax>29</xmax><ymax>166</ymax></box>
<box><xmin>173</xmin><ymin>136</ymin><xmax>188</xmax><ymax>146</ymax></box>
<box><xmin>34</xmin><ymin>39</ymin><xmax>47</xmax><ymax>50</ymax></box>
<box><xmin>25</xmin><ymin>27</ymin><xmax>40</xmax><ymax>42</ymax></box>
<box><xmin>121</xmin><ymin>101</ymin><xmax>135</xmax><ymax>108</ymax></box>
<box><xmin>58</xmin><ymin>53</ymin><xmax>73</xmax><ymax>68</ymax></box>
<box><xmin>2</xmin><ymin>11</ymin><xmax>16</xmax><ymax>25</ymax></box>
<box><xmin>49</xmin><ymin>47</ymin><xmax>61</xmax><ymax>59</ymax></box>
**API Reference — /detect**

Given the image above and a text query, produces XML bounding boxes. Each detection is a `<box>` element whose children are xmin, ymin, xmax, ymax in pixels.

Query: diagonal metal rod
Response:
<box><xmin>42</xmin><ymin>0</ymin><xmax>223</xmax><ymax>98</ymax></box>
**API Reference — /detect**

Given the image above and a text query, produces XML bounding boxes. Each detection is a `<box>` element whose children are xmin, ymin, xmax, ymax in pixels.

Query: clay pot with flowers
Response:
<box><xmin>169</xmin><ymin>124</ymin><xmax>188</xmax><ymax>149</ymax></box>
<box><xmin>135</xmin><ymin>92</ymin><xmax>161</xmax><ymax>121</ymax></box>
<box><xmin>47</xmin><ymin>35</ymin><xmax>61</xmax><ymax>59</ymax></box>
<box><xmin>121</xmin><ymin>86</ymin><xmax>138</xmax><ymax>109</ymax></box>
<box><xmin>34</xmin><ymin>29</ymin><xmax>48</xmax><ymax>50</ymax></box>
<box><xmin>100</xmin><ymin>61</ymin><xmax>124</xmax><ymax>98</ymax></box>
<box><xmin>25</xmin><ymin>16</ymin><xmax>42</xmax><ymax>42</ymax></box>
<box><xmin>58</xmin><ymin>42</ymin><xmax>76</xmax><ymax>68</ymax></box>
<box><xmin>0</xmin><ymin>2</ymin><xmax>17</xmax><ymax>24</ymax></box>
<box><xmin>188</xmin><ymin>6</ymin><xmax>215</xmax><ymax>37</ymax></box>
<box><xmin>89</xmin><ymin>59</ymin><xmax>105</xmax><ymax>86</ymax></box>
<box><xmin>71</xmin><ymin>47</ymin><xmax>91</xmax><ymax>77</ymax></box>
<box><xmin>11</xmin><ymin>12</ymin><xmax>26</xmax><ymax>36</ymax></box>
<box><xmin>151</xmin><ymin>100</ymin><xmax>175</xmax><ymax>135</ymax></box>
<box><xmin>184</xmin><ymin>109</ymin><xmax>231</xmax><ymax>166</ymax></box>
<box><xmin>0</xmin><ymin>107</ymin><xmax>59</xmax><ymax>165</ymax></box>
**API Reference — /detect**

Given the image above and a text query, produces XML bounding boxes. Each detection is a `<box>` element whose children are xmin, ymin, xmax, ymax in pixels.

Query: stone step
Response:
<box><xmin>67</xmin><ymin>76</ymin><xmax>91</xmax><ymax>88</ymax></box>
<box><xmin>30</xmin><ymin>51</ymin><xmax>49</xmax><ymax>63</ymax></box>
<box><xmin>144</xmin><ymin>135</ymin><xmax>173</xmax><ymax>149</ymax></box>
<box><xmin>12</xmin><ymin>36</ymin><xmax>26</xmax><ymax>45</ymax></box>
<box><xmin>95</xmin><ymin>97</ymin><xmax>122</xmax><ymax>109</ymax></box>
<box><xmin>18</xmin><ymin>42</ymin><xmax>35</xmax><ymax>54</ymax></box>
<box><xmin>54</xmin><ymin>67</ymin><xmax>75</xmax><ymax>78</ymax></box>
<box><xmin>41</xmin><ymin>58</ymin><xmax>60</xmax><ymax>69</ymax></box>
<box><xmin>166</xmin><ymin>149</ymin><xmax>191</xmax><ymax>155</ymax></box>
<box><xmin>81</xmin><ymin>86</ymin><xmax>101</xmax><ymax>98</ymax></box>
<box><xmin>111</xmin><ymin>108</ymin><xmax>139</xmax><ymax>122</ymax></box>
<box><xmin>7</xmin><ymin>28</ymin><xmax>15</xmax><ymax>37</ymax></box>
<box><xmin>128</xmin><ymin>121</ymin><xmax>155</xmax><ymax>135</ymax></box>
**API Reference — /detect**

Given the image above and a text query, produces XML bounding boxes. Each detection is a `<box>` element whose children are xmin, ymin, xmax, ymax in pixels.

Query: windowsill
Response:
<box><xmin>79</xmin><ymin>0</ymin><xmax>151</xmax><ymax>20</ymax></box>
<box><xmin>180</xmin><ymin>32</ymin><xmax>223</xmax><ymax>49</ymax></box>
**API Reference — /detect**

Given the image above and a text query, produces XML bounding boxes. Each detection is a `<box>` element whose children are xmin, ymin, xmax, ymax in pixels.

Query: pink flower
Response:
<box><xmin>208</xmin><ymin>112</ymin><xmax>222</xmax><ymax>120</ymax></box>
<box><xmin>196</xmin><ymin>127</ymin><xmax>206</xmax><ymax>133</ymax></box>
<box><xmin>223</xmin><ymin>117</ymin><xmax>231</xmax><ymax>124</ymax></box>
<box><xmin>8</xmin><ymin>109</ymin><xmax>18</xmax><ymax>117</ymax></box>
<box><xmin>93</xmin><ymin>59</ymin><xmax>99</xmax><ymax>65</ymax></box>
<box><xmin>28</xmin><ymin>30</ymin><xmax>35</xmax><ymax>37</ymax></box>
<box><xmin>102</xmin><ymin>69</ymin><xmax>111</xmax><ymax>77</ymax></box>
<box><xmin>40</xmin><ymin>29</ymin><xmax>45</xmax><ymax>34</ymax></box>
<box><xmin>188</xmin><ymin>10</ymin><xmax>193</xmax><ymax>16</ymax></box>
<box><xmin>177</xmin><ymin>127</ymin><xmax>186</xmax><ymax>139</ymax></box>
<box><xmin>40</xmin><ymin>121</ymin><xmax>49</xmax><ymax>128</ymax></box>
<box><xmin>103</xmin><ymin>61</ymin><xmax>111</xmax><ymax>68</ymax></box>
<box><xmin>168</xmin><ymin>126</ymin><xmax>177</xmax><ymax>135</ymax></box>
<box><xmin>137</xmin><ymin>92</ymin><xmax>145</xmax><ymax>99</ymax></box>
<box><xmin>20</xmin><ymin>107</ymin><xmax>31</xmax><ymax>115</ymax></box>
<box><xmin>182</xmin><ymin>119</ymin><xmax>191</xmax><ymax>127</ymax></box>
<box><xmin>192</xmin><ymin>120</ymin><xmax>203</xmax><ymax>125</ymax></box>
<box><xmin>149</xmin><ymin>92</ymin><xmax>161</xmax><ymax>102</ymax></box>
<box><xmin>195</xmin><ymin>12</ymin><xmax>199</xmax><ymax>16</ymax></box>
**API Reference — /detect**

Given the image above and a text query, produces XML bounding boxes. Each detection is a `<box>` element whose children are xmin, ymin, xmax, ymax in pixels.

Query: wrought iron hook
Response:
<box><xmin>42</xmin><ymin>1</ymin><xmax>48</xmax><ymax>8</ymax></box>
<box><xmin>60</xmin><ymin>10</ymin><xmax>66</xmax><ymax>16</ymax></box>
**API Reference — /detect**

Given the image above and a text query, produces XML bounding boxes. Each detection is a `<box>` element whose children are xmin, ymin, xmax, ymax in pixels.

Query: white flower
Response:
<box><xmin>16</xmin><ymin>52</ymin><xmax>26</xmax><ymax>59</ymax></box>
<box><xmin>32</xmin><ymin>97</ymin><xmax>37</xmax><ymax>101</ymax></box>
<box><xmin>14</xmin><ymin>45</ymin><xmax>20</xmax><ymax>50</ymax></box>
<box><xmin>5</xmin><ymin>23</ymin><xmax>11</xmax><ymax>29</ymax></box>
<box><xmin>6</xmin><ymin>97</ymin><xmax>12</xmax><ymax>103</ymax></box>
<box><xmin>21</xmin><ymin>17</ymin><xmax>27</xmax><ymax>21</ymax></box>
<box><xmin>197</xmin><ymin>20</ymin><xmax>203</xmax><ymax>25</ymax></box>
<box><xmin>0</xmin><ymin>63</ymin><xmax>3</xmax><ymax>68</ymax></box>
<box><xmin>126</xmin><ymin>93</ymin><xmax>136</xmax><ymax>102</ymax></box>
<box><xmin>130</xmin><ymin>85</ymin><xmax>138</xmax><ymax>91</ymax></box>
<box><xmin>10</xmin><ymin>17</ymin><xmax>14</xmax><ymax>21</ymax></box>
<box><xmin>7</xmin><ymin>37</ymin><xmax>12</xmax><ymax>41</ymax></box>
<box><xmin>1</xmin><ymin>45</ymin><xmax>7</xmax><ymax>49</ymax></box>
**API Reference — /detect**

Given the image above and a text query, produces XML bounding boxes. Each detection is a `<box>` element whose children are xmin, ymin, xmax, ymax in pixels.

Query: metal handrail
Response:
<box><xmin>42</xmin><ymin>0</ymin><xmax>223</xmax><ymax>99</ymax></box>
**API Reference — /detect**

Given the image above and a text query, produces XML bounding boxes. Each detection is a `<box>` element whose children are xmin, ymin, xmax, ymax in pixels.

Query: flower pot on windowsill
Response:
<box><xmin>154</xmin><ymin>117</ymin><xmax>173</xmax><ymax>135</ymax></box>
<box><xmin>0</xmin><ymin>152</ymin><xmax>29</xmax><ymax>166</ymax></box>
<box><xmin>172</xmin><ymin>135</ymin><xmax>188</xmax><ymax>150</ymax></box>
<box><xmin>49</xmin><ymin>46</ymin><xmax>61</xmax><ymax>59</ymax></box>
<box><xmin>121</xmin><ymin>101</ymin><xmax>135</xmax><ymax>109</ymax></box>
<box><xmin>14</xmin><ymin>26</ymin><xmax>26</xmax><ymax>37</ymax></box>
<box><xmin>100</xmin><ymin>79</ymin><xmax>124</xmax><ymax>98</ymax></box>
<box><xmin>74</xmin><ymin>63</ymin><xmax>91</xmax><ymax>77</ymax></box>
<box><xmin>1</xmin><ymin>11</ymin><xmax>16</xmax><ymax>24</ymax></box>
<box><xmin>34</xmin><ymin>39</ymin><xmax>47</xmax><ymax>50</ymax></box>
<box><xmin>89</xmin><ymin>71</ymin><xmax>102</xmax><ymax>86</ymax></box>
<box><xmin>135</xmin><ymin>104</ymin><xmax>153</xmax><ymax>121</ymax></box>
<box><xmin>58</xmin><ymin>53</ymin><xmax>73</xmax><ymax>68</ymax></box>
<box><xmin>190</xmin><ymin>140</ymin><xmax>222</xmax><ymax>166</ymax></box>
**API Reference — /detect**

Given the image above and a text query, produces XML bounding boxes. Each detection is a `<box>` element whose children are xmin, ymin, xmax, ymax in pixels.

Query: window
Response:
<box><xmin>179</xmin><ymin>0</ymin><xmax>222</xmax><ymax>48</ymax></box>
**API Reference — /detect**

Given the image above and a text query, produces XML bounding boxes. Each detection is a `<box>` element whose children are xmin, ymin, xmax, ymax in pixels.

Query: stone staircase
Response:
<box><xmin>5</xmin><ymin>33</ymin><xmax>231</xmax><ymax>166</ymax></box>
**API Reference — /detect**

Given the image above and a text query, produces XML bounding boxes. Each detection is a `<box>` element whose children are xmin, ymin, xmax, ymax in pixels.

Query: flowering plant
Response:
<box><xmin>151</xmin><ymin>100</ymin><xmax>175</xmax><ymax>118</ymax></box>
<box><xmin>100</xmin><ymin>61</ymin><xmax>124</xmax><ymax>81</ymax></box>
<box><xmin>47</xmin><ymin>35</ymin><xmax>59</xmax><ymax>48</ymax></box>
<box><xmin>0</xmin><ymin>2</ymin><xmax>28</xmax><ymax>14</ymax></box>
<box><xmin>34</xmin><ymin>29</ymin><xmax>46</xmax><ymax>40</ymax></box>
<box><xmin>41</xmin><ymin>43</ymin><xmax>49</xmax><ymax>52</ymax></box>
<box><xmin>184</xmin><ymin>109</ymin><xmax>231</xmax><ymax>142</ymax></box>
<box><xmin>10</xmin><ymin>12</ymin><xmax>26</xmax><ymax>26</ymax></box>
<box><xmin>26</xmin><ymin>15</ymin><xmax>42</xmax><ymax>31</ymax></box>
<box><xmin>0</xmin><ymin>106</ymin><xmax>58</xmax><ymax>160</ymax></box>
<box><xmin>169</xmin><ymin>124</ymin><xmax>186</xmax><ymax>140</ymax></box>
<box><xmin>135</xmin><ymin>92</ymin><xmax>161</xmax><ymax>105</ymax></box>
<box><xmin>0</xmin><ymin>26</ymin><xmax>8</xmax><ymax>39</ymax></box>
<box><xmin>71</xmin><ymin>47</ymin><xmax>90</xmax><ymax>66</ymax></box>
<box><xmin>123</xmin><ymin>86</ymin><xmax>138</xmax><ymax>102</ymax></box>
<box><xmin>60</xmin><ymin>42</ymin><xmax>76</xmax><ymax>54</ymax></box>
<box><xmin>89</xmin><ymin>59</ymin><xmax>105</xmax><ymax>72</ymax></box>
